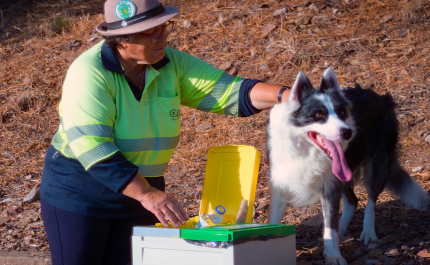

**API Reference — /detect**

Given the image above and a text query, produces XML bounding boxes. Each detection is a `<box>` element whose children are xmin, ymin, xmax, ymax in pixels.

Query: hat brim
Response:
<box><xmin>96</xmin><ymin>6</ymin><xmax>179</xmax><ymax>36</ymax></box>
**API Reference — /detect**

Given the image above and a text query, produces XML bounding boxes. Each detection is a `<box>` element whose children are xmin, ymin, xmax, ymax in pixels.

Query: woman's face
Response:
<box><xmin>119</xmin><ymin>24</ymin><xmax>169</xmax><ymax>65</ymax></box>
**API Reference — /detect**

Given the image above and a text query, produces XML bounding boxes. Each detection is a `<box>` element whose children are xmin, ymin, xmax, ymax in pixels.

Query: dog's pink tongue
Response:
<box><xmin>322</xmin><ymin>138</ymin><xmax>352</xmax><ymax>182</ymax></box>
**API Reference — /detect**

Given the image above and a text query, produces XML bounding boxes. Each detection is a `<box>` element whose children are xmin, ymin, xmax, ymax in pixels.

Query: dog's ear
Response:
<box><xmin>354</xmin><ymin>83</ymin><xmax>363</xmax><ymax>90</ymax></box>
<box><xmin>320</xmin><ymin>67</ymin><xmax>342</xmax><ymax>94</ymax></box>
<box><xmin>288</xmin><ymin>72</ymin><xmax>313</xmax><ymax>103</ymax></box>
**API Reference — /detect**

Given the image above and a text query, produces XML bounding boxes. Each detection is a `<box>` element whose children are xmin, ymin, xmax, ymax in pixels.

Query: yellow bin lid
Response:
<box><xmin>199</xmin><ymin>145</ymin><xmax>261</xmax><ymax>224</ymax></box>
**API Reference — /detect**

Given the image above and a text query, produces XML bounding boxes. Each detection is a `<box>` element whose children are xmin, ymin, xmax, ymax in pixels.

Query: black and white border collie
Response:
<box><xmin>267</xmin><ymin>68</ymin><xmax>429</xmax><ymax>265</ymax></box>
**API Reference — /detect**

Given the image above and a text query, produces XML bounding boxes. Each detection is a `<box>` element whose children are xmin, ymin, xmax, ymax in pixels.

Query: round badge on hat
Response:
<box><xmin>115</xmin><ymin>0</ymin><xmax>137</xmax><ymax>20</ymax></box>
<box><xmin>96</xmin><ymin>0</ymin><xmax>179</xmax><ymax>36</ymax></box>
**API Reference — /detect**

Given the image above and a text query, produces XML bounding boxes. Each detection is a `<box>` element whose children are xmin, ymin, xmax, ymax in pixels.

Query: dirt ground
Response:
<box><xmin>0</xmin><ymin>0</ymin><xmax>430</xmax><ymax>264</ymax></box>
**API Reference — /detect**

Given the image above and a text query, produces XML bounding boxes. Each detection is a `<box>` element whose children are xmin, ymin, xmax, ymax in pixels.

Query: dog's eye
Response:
<box><xmin>337</xmin><ymin>108</ymin><xmax>347</xmax><ymax>118</ymax></box>
<box><xmin>315</xmin><ymin>113</ymin><xmax>322</xmax><ymax>118</ymax></box>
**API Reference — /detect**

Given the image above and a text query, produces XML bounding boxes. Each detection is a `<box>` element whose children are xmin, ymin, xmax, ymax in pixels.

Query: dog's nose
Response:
<box><xmin>341</xmin><ymin>128</ymin><xmax>353</xmax><ymax>140</ymax></box>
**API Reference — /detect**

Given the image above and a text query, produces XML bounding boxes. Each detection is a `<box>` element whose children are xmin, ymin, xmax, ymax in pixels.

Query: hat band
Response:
<box><xmin>105</xmin><ymin>4</ymin><xmax>166</xmax><ymax>31</ymax></box>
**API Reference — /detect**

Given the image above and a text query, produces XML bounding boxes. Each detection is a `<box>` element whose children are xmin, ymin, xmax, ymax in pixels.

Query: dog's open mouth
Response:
<box><xmin>308</xmin><ymin>132</ymin><xmax>333</xmax><ymax>159</ymax></box>
<box><xmin>308</xmin><ymin>131</ymin><xmax>353</xmax><ymax>182</ymax></box>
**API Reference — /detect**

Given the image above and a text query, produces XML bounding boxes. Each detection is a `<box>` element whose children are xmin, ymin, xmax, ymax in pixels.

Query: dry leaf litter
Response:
<box><xmin>0</xmin><ymin>0</ymin><xmax>430</xmax><ymax>264</ymax></box>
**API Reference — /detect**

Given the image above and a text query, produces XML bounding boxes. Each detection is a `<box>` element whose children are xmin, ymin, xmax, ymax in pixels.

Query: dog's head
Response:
<box><xmin>286</xmin><ymin>68</ymin><xmax>356</xmax><ymax>182</ymax></box>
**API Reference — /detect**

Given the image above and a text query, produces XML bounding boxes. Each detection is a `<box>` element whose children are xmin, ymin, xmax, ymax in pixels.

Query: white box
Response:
<box><xmin>132</xmin><ymin>234</ymin><xmax>296</xmax><ymax>265</ymax></box>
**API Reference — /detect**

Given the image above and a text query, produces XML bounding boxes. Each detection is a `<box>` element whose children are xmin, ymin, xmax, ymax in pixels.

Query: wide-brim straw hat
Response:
<box><xmin>96</xmin><ymin>0</ymin><xmax>179</xmax><ymax>36</ymax></box>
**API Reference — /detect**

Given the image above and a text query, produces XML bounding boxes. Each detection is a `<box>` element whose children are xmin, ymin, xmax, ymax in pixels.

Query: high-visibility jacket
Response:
<box><xmin>51</xmin><ymin>41</ymin><xmax>245</xmax><ymax>177</ymax></box>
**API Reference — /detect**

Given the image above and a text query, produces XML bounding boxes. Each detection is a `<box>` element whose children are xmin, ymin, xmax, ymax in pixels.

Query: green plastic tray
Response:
<box><xmin>180</xmin><ymin>223</ymin><xmax>295</xmax><ymax>242</ymax></box>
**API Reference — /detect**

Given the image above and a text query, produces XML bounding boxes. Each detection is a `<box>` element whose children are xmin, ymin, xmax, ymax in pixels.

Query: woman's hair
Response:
<box><xmin>102</xmin><ymin>34</ymin><xmax>136</xmax><ymax>49</ymax></box>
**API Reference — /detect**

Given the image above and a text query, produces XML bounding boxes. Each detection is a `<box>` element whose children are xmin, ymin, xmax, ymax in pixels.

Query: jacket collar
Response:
<box><xmin>100</xmin><ymin>42</ymin><xmax>170</xmax><ymax>72</ymax></box>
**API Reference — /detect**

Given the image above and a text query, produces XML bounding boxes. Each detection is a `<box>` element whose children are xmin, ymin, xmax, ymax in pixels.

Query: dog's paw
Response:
<box><xmin>360</xmin><ymin>229</ymin><xmax>378</xmax><ymax>246</ymax></box>
<box><xmin>325</xmin><ymin>256</ymin><xmax>348</xmax><ymax>265</ymax></box>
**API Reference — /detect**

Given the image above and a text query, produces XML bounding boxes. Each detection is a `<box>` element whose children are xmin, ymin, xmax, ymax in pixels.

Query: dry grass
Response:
<box><xmin>0</xmin><ymin>0</ymin><xmax>430</xmax><ymax>260</ymax></box>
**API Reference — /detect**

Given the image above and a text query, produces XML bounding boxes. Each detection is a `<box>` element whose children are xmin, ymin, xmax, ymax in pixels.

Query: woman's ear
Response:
<box><xmin>116</xmin><ymin>37</ymin><xmax>128</xmax><ymax>50</ymax></box>
<box><xmin>117</xmin><ymin>41</ymin><xmax>127</xmax><ymax>50</ymax></box>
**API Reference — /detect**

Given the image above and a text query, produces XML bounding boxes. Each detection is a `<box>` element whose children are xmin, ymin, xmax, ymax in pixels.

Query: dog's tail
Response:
<box><xmin>385</xmin><ymin>162</ymin><xmax>429</xmax><ymax>210</ymax></box>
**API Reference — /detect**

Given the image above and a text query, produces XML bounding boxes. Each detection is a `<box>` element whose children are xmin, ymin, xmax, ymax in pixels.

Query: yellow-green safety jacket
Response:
<box><xmin>51</xmin><ymin>41</ymin><xmax>246</xmax><ymax>177</ymax></box>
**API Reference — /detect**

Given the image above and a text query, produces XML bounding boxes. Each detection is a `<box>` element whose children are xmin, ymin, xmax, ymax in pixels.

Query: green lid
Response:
<box><xmin>180</xmin><ymin>223</ymin><xmax>295</xmax><ymax>242</ymax></box>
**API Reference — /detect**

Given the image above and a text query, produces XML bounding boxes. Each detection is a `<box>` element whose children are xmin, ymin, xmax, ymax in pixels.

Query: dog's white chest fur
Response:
<box><xmin>268</xmin><ymin>102</ymin><xmax>336</xmax><ymax>208</ymax></box>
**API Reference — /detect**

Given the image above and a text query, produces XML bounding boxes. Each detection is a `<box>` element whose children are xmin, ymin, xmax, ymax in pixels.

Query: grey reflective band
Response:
<box><xmin>224</xmin><ymin>77</ymin><xmax>243</xmax><ymax>115</ymax></box>
<box><xmin>114</xmin><ymin>136</ymin><xmax>180</xmax><ymax>152</ymax></box>
<box><xmin>136</xmin><ymin>163</ymin><xmax>169</xmax><ymax>177</ymax></box>
<box><xmin>78</xmin><ymin>141</ymin><xmax>119</xmax><ymax>169</ymax></box>
<box><xmin>197</xmin><ymin>73</ymin><xmax>236</xmax><ymax>112</ymax></box>
<box><xmin>106</xmin><ymin>4</ymin><xmax>166</xmax><ymax>30</ymax></box>
<box><xmin>66</xmin><ymin>124</ymin><xmax>114</xmax><ymax>143</ymax></box>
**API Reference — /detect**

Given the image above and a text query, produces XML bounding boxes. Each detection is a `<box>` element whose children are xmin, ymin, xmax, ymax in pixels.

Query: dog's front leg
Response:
<box><xmin>339</xmin><ymin>182</ymin><xmax>358</xmax><ymax>236</ymax></box>
<box><xmin>321</xmin><ymin>185</ymin><xmax>347</xmax><ymax>265</ymax></box>
<box><xmin>268</xmin><ymin>186</ymin><xmax>289</xmax><ymax>224</ymax></box>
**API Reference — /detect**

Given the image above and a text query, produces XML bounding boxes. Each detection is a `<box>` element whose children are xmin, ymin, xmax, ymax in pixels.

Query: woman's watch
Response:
<box><xmin>277</xmin><ymin>86</ymin><xmax>291</xmax><ymax>103</ymax></box>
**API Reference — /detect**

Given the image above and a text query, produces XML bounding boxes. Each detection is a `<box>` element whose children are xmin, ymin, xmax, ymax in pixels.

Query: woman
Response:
<box><xmin>40</xmin><ymin>0</ymin><xmax>291</xmax><ymax>264</ymax></box>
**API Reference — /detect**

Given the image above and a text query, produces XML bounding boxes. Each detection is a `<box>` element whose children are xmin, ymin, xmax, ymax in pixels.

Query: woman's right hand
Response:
<box><xmin>137</xmin><ymin>187</ymin><xmax>189</xmax><ymax>227</ymax></box>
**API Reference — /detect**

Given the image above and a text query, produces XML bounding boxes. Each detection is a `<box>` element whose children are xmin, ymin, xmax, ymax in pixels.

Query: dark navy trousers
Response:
<box><xmin>40</xmin><ymin>198</ymin><xmax>158</xmax><ymax>265</ymax></box>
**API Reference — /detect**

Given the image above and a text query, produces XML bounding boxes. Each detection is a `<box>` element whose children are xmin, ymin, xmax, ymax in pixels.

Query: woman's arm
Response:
<box><xmin>249</xmin><ymin>82</ymin><xmax>291</xmax><ymax>110</ymax></box>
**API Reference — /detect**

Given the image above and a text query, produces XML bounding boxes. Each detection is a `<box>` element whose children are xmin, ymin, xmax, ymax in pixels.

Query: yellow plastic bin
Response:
<box><xmin>198</xmin><ymin>145</ymin><xmax>261</xmax><ymax>223</ymax></box>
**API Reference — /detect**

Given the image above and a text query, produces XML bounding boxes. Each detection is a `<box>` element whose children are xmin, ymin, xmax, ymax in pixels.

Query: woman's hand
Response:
<box><xmin>137</xmin><ymin>187</ymin><xmax>189</xmax><ymax>227</ymax></box>
<box><xmin>121</xmin><ymin>172</ymin><xmax>188</xmax><ymax>227</ymax></box>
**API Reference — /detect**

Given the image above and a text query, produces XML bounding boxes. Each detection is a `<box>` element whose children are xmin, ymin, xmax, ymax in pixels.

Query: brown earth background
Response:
<box><xmin>0</xmin><ymin>0</ymin><xmax>430</xmax><ymax>264</ymax></box>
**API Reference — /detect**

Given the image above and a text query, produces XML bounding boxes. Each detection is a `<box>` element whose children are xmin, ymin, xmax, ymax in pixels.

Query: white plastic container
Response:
<box><xmin>132</xmin><ymin>224</ymin><xmax>296</xmax><ymax>265</ymax></box>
